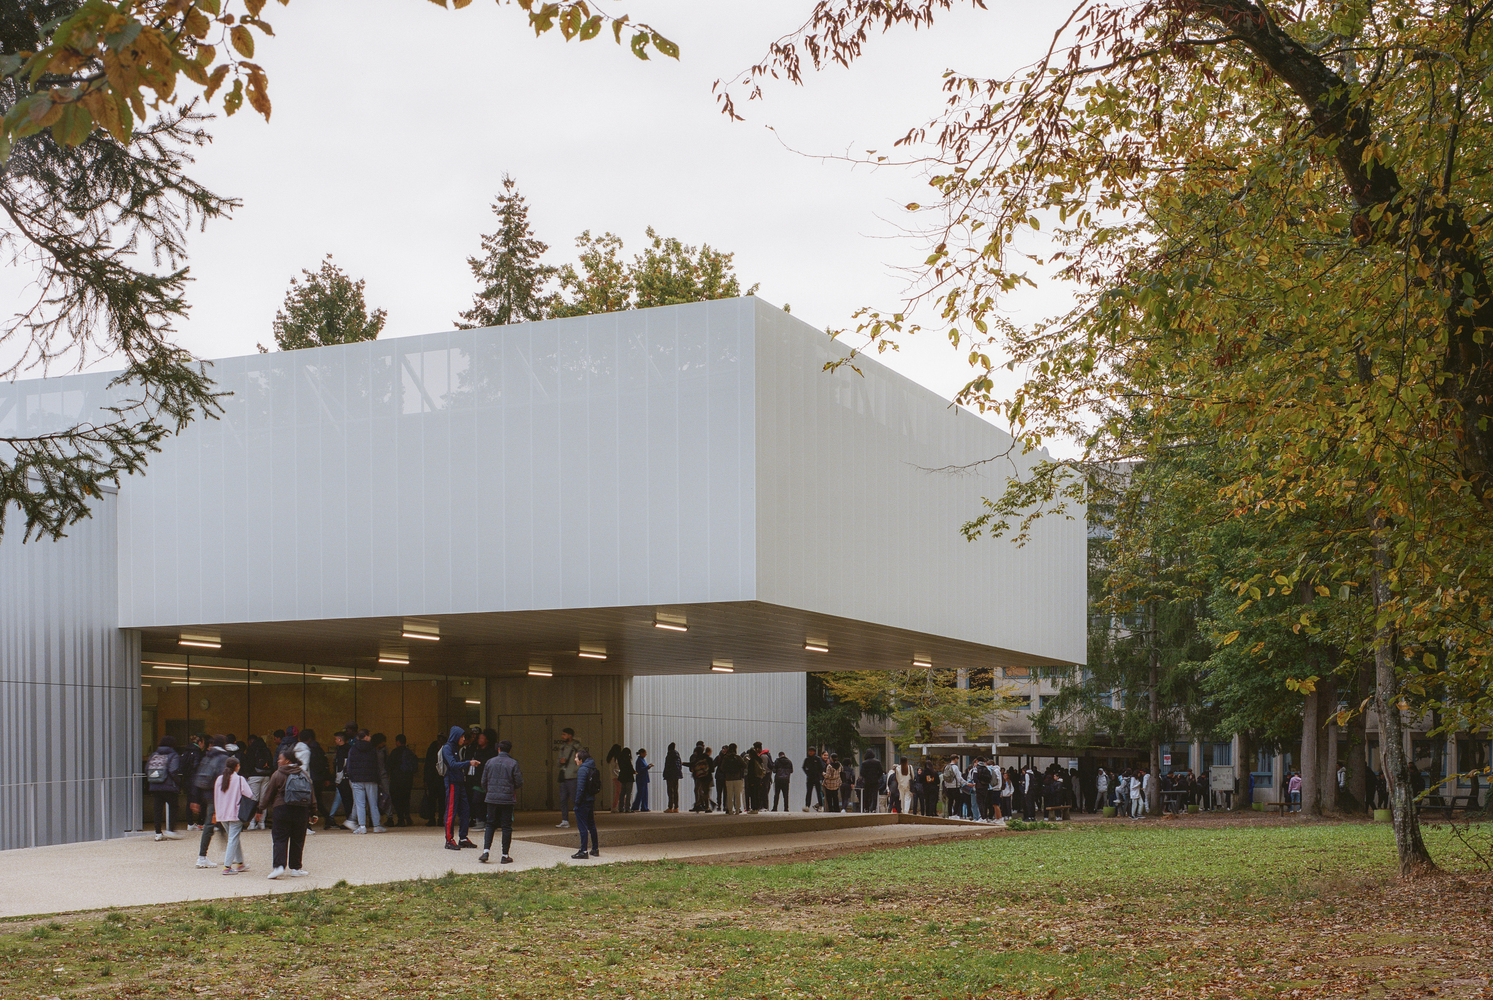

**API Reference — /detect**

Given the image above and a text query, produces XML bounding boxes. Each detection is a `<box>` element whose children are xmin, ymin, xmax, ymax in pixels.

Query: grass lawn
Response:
<box><xmin>2</xmin><ymin>819</ymin><xmax>1490</xmax><ymax>999</ymax></box>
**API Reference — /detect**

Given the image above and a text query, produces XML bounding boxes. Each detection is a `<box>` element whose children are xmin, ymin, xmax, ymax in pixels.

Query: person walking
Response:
<box><xmin>478</xmin><ymin>739</ymin><xmax>523</xmax><ymax>864</ymax></box>
<box><xmin>892</xmin><ymin>757</ymin><xmax>916</xmax><ymax>815</ymax></box>
<box><xmin>771</xmin><ymin>752</ymin><xmax>794</xmax><ymax>812</ymax></box>
<box><xmin>145</xmin><ymin>735</ymin><xmax>185</xmax><ymax>840</ymax></box>
<box><xmin>179</xmin><ymin>735</ymin><xmax>205</xmax><ymax>831</ymax></box>
<box><xmin>801</xmin><ymin>748</ymin><xmax>824</xmax><ymax>812</ymax></box>
<box><xmin>662</xmin><ymin>743</ymin><xmax>683</xmax><ymax>813</ymax></box>
<box><xmin>572</xmin><ymin>748</ymin><xmax>601</xmax><ymax>859</ymax></box>
<box><xmin>212</xmin><ymin>756</ymin><xmax>253</xmax><ymax>874</ymax></box>
<box><xmin>1288</xmin><ymin>771</ymin><xmax>1303</xmax><ymax>812</ymax></box>
<box><xmin>326</xmin><ymin>731</ymin><xmax>353</xmax><ymax>831</ymax></box>
<box><xmin>387</xmin><ymin>734</ymin><xmax>418</xmax><ymax>827</ymax></box>
<box><xmin>193</xmin><ymin>736</ymin><xmax>230</xmax><ymax>868</ymax></box>
<box><xmin>345</xmin><ymin>729</ymin><xmax>386</xmax><ymax>834</ymax></box>
<box><xmin>441</xmin><ymin>725</ymin><xmax>479</xmax><ymax>851</ymax></box>
<box><xmin>255</xmin><ymin>750</ymin><xmax>315</xmax><ymax>879</ymax></box>
<box><xmin>556</xmin><ymin>727</ymin><xmax>580</xmax><ymax>828</ymax></box>
<box><xmin>632</xmin><ymin>748</ymin><xmax>653</xmax><ymax>812</ymax></box>
<box><xmin>822</xmin><ymin>754</ymin><xmax>843</xmax><ymax>813</ymax></box>
<box><xmin>859</xmin><ymin>751</ymin><xmax>883</xmax><ymax>814</ymax></box>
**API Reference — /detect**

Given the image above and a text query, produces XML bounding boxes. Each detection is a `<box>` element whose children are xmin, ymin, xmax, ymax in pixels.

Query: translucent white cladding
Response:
<box><xmin>110</xmin><ymin>299</ymin><xmax>758</xmax><ymax>626</ymax></box>
<box><xmin>625</xmin><ymin>672</ymin><xmax>808</xmax><ymax>805</ymax></box>
<box><xmin>752</xmin><ymin>300</ymin><xmax>1087</xmax><ymax>666</ymax></box>
<box><xmin>0</xmin><ymin>489</ymin><xmax>140</xmax><ymax>849</ymax></box>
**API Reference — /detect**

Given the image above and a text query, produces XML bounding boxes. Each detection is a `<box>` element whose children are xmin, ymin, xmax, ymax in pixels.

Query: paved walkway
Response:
<box><xmin>0</xmin><ymin>811</ymin><xmax>991</xmax><ymax>920</ymax></box>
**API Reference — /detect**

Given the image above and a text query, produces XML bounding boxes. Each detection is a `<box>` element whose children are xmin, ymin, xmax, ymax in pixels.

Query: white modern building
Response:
<box><xmin>0</xmin><ymin>298</ymin><xmax>1086</xmax><ymax>847</ymax></box>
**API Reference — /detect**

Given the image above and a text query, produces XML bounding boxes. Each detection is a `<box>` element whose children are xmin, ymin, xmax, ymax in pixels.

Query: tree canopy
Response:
<box><xmin>260</xmin><ymin>254</ymin><xmax>385</xmax><ymax>352</ymax></box>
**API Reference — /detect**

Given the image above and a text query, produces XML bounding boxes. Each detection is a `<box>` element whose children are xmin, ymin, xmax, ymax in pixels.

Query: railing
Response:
<box><xmin>0</xmin><ymin>774</ymin><xmax>144</xmax><ymax>850</ymax></box>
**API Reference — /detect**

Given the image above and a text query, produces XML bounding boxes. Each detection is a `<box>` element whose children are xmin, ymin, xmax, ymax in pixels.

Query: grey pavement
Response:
<box><xmin>0</xmin><ymin>811</ymin><xmax>992</xmax><ymax>920</ymax></box>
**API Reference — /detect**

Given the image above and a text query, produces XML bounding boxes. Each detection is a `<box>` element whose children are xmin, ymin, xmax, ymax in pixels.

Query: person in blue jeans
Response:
<box><xmin>572</xmin><ymin>748</ymin><xmax>600</xmax><ymax>859</ymax></box>
<box><xmin>632</xmin><ymin>749</ymin><xmax>652</xmax><ymax>812</ymax></box>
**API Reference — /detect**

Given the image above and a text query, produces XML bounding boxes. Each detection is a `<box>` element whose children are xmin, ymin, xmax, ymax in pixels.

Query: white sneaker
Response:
<box><xmin>556</xmin><ymin>820</ymin><xmax>569</xmax><ymax>828</ymax></box>
<box><xmin>163</xmin><ymin>830</ymin><xmax>183</xmax><ymax>840</ymax></box>
<box><xmin>353</xmin><ymin>826</ymin><xmax>367</xmax><ymax>835</ymax></box>
<box><xmin>267</xmin><ymin>866</ymin><xmax>286</xmax><ymax>880</ymax></box>
<box><xmin>154</xmin><ymin>833</ymin><xmax>164</xmax><ymax>841</ymax></box>
<box><xmin>194</xmin><ymin>857</ymin><xmax>213</xmax><ymax>868</ymax></box>
<box><xmin>373</xmin><ymin>826</ymin><xmax>387</xmax><ymax>833</ymax></box>
<box><xmin>287</xmin><ymin>869</ymin><xmax>309</xmax><ymax>877</ymax></box>
<box><xmin>305</xmin><ymin>827</ymin><xmax>316</xmax><ymax>835</ymax></box>
<box><xmin>343</xmin><ymin>819</ymin><xmax>358</xmax><ymax>831</ymax></box>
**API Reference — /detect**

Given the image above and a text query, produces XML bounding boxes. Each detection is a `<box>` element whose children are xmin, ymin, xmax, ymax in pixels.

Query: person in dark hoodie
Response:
<box><xmin>193</xmin><ymin>735</ymin><xmax>230</xmax><ymax>868</ymax></box>
<box><xmin>144</xmin><ymin>735</ymin><xmax>184</xmax><ymax>840</ymax></box>
<box><xmin>345</xmin><ymin>729</ymin><xmax>386</xmax><ymax>834</ymax></box>
<box><xmin>859</xmin><ymin>750</ymin><xmax>883</xmax><ymax>814</ymax></box>
<box><xmin>477</xmin><ymin>739</ymin><xmax>523</xmax><ymax>864</ymax></box>
<box><xmin>571</xmin><ymin>747</ymin><xmax>600</xmax><ymax>859</ymax></box>
<box><xmin>661</xmin><ymin>743</ymin><xmax>683</xmax><ymax>813</ymax></box>
<box><xmin>771</xmin><ymin>751</ymin><xmax>794</xmax><ymax>812</ymax></box>
<box><xmin>441</xmin><ymin>725</ymin><xmax>479</xmax><ymax>850</ymax></box>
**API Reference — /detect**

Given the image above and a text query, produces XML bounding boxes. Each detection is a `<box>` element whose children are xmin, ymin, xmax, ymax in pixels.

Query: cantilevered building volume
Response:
<box><xmin>0</xmin><ymin>297</ymin><xmax>1084</xmax><ymax>847</ymax></box>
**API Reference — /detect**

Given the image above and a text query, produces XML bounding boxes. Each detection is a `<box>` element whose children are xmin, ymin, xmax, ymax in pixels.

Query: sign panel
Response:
<box><xmin>1163</xmin><ymin>753</ymin><xmax>1172</xmax><ymax>766</ymax></box>
<box><xmin>1209</xmin><ymin>764</ymin><xmax>1235</xmax><ymax>792</ymax></box>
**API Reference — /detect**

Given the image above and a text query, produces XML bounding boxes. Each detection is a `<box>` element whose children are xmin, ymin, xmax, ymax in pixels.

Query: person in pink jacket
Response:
<box><xmin>212</xmin><ymin>757</ymin><xmax>254</xmax><ymax>874</ymax></box>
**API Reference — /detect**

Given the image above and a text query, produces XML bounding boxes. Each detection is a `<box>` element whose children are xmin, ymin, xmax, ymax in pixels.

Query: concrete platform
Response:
<box><xmin>0</xmin><ymin>811</ymin><xmax>992</xmax><ymax>921</ymax></box>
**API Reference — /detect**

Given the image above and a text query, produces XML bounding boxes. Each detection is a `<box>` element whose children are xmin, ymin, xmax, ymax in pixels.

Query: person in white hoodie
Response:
<box><xmin>1095</xmin><ymin>768</ymin><xmax>1110</xmax><ymax>814</ymax></box>
<box><xmin>210</xmin><ymin>756</ymin><xmax>254</xmax><ymax>874</ymax></box>
<box><xmin>892</xmin><ymin>757</ymin><xmax>916</xmax><ymax>814</ymax></box>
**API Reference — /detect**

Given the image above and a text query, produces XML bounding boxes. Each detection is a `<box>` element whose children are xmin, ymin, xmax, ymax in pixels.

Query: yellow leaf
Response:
<box><xmin>1221</xmin><ymin>630</ymin><xmax>1239</xmax><ymax>645</ymax></box>
<box><xmin>204</xmin><ymin>63</ymin><xmax>229</xmax><ymax>101</ymax></box>
<box><xmin>245</xmin><ymin>0</ymin><xmax>267</xmax><ymax>15</ymax></box>
<box><xmin>1315</xmin><ymin>585</ymin><xmax>1329</xmax><ymax>597</ymax></box>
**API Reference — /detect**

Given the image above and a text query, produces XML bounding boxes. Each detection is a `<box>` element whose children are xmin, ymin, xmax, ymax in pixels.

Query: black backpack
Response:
<box><xmin>282</xmin><ymin>770</ymin><xmax>315</xmax><ymax>806</ymax></box>
<box><xmin>584</xmin><ymin>765</ymin><xmax>602</xmax><ymax>798</ymax></box>
<box><xmin>146</xmin><ymin>751</ymin><xmax>173</xmax><ymax>784</ymax></box>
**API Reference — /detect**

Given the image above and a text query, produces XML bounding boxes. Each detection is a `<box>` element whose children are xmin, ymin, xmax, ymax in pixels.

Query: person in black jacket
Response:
<box><xmin>387</xmin><ymin>734</ymin><xmax>418</xmax><ymax>826</ymax></box>
<box><xmin>662</xmin><ymin>743</ymin><xmax>683</xmax><ymax>813</ymax></box>
<box><xmin>859</xmin><ymin>751</ymin><xmax>883</xmax><ymax>813</ymax></box>
<box><xmin>145</xmin><ymin>736</ymin><xmax>184</xmax><ymax>840</ymax></box>
<box><xmin>689</xmin><ymin>743</ymin><xmax>714</xmax><ymax>813</ymax></box>
<box><xmin>617</xmin><ymin>748</ymin><xmax>636</xmax><ymax>813</ymax></box>
<box><xmin>345</xmin><ymin>729</ymin><xmax>386</xmax><ymax>833</ymax></box>
<box><xmin>327</xmin><ymin>731</ymin><xmax>353</xmax><ymax>830</ymax></box>
<box><xmin>802</xmin><ymin>749</ymin><xmax>825</xmax><ymax>812</ymax></box>
<box><xmin>770</xmin><ymin>752</ymin><xmax>794</xmax><ymax>811</ymax></box>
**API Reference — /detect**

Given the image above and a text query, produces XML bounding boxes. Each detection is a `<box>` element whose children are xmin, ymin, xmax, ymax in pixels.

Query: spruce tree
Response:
<box><xmin>455</xmin><ymin>176</ymin><xmax>556</xmax><ymax>328</ymax></box>
<box><xmin>260</xmin><ymin>255</ymin><xmax>386</xmax><ymax>352</ymax></box>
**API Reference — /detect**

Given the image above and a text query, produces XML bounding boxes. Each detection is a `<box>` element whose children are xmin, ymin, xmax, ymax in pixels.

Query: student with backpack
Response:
<box><xmin>145</xmin><ymin>736</ymin><xmax>185</xmax><ymax>840</ymax></box>
<box><xmin>254</xmin><ymin>750</ymin><xmax>316</xmax><ymax>880</ymax></box>
<box><xmin>193</xmin><ymin>736</ymin><xmax>230</xmax><ymax>868</ymax></box>
<box><xmin>211</xmin><ymin>757</ymin><xmax>254</xmax><ymax>874</ymax></box>
<box><xmin>571</xmin><ymin>747</ymin><xmax>601</xmax><ymax>859</ymax></box>
<box><xmin>689</xmin><ymin>743</ymin><xmax>714</xmax><ymax>813</ymax></box>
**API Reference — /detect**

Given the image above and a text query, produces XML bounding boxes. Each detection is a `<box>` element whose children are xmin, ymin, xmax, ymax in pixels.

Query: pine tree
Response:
<box><xmin>0</xmin><ymin>0</ymin><xmax>235</xmax><ymax>541</ymax></box>
<box><xmin>260</xmin><ymin>256</ymin><xmax>386</xmax><ymax>352</ymax></box>
<box><xmin>455</xmin><ymin>176</ymin><xmax>557</xmax><ymax>329</ymax></box>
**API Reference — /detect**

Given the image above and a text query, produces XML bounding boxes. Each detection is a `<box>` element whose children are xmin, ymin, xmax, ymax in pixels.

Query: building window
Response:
<box><xmin>1003</xmin><ymin>666</ymin><xmax>1031</xmax><ymax>679</ymax></box>
<box><xmin>1096</xmin><ymin>691</ymin><xmax>1112</xmax><ymax>708</ymax></box>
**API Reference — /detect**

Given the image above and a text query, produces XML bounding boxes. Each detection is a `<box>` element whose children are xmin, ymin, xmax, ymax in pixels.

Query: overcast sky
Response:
<box><xmin>18</xmin><ymin>0</ymin><xmax>1076</xmax><ymax>447</ymax></box>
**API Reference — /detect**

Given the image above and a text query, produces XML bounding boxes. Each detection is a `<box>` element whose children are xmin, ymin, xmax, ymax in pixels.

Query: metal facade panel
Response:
<box><xmin>0</xmin><ymin>494</ymin><xmax>140</xmax><ymax>849</ymax></box>
<box><xmin>752</xmin><ymin>300</ymin><xmax>1088</xmax><ymax>665</ymax></box>
<box><xmin>625</xmin><ymin>672</ymin><xmax>807</xmax><ymax>809</ymax></box>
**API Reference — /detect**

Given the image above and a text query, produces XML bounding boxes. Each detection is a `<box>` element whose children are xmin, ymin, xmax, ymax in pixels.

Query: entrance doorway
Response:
<box><xmin>496</xmin><ymin>714</ymin><xmax>601</xmax><ymax>811</ymax></box>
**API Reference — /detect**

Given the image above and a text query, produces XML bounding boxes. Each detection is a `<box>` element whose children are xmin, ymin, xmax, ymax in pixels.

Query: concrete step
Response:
<box><xmin>513</xmin><ymin>811</ymin><xmax>967</xmax><ymax>847</ymax></box>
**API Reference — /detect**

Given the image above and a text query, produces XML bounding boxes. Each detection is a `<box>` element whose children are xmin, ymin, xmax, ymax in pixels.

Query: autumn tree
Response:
<box><xmin>455</xmin><ymin>175</ymin><xmax>557</xmax><ymax>328</ymax></box>
<box><xmin>260</xmin><ymin>255</ymin><xmax>385</xmax><ymax>352</ymax></box>
<box><xmin>550</xmin><ymin>227</ymin><xmax>758</xmax><ymax>317</ymax></box>
<box><xmin>816</xmin><ymin>668</ymin><xmax>1015</xmax><ymax>748</ymax></box>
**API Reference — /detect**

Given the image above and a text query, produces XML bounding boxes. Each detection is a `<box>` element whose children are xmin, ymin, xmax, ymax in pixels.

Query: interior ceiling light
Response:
<box><xmin>143</xmin><ymin>663</ymin><xmax>188</xmax><ymax>671</ymax></box>
<box><xmin>711</xmin><ymin>659</ymin><xmax>734</xmax><ymax>673</ymax></box>
<box><xmin>178</xmin><ymin>637</ymin><xmax>220</xmax><ymax>649</ymax></box>
<box><xmin>170</xmin><ymin>680</ymin><xmax>202</xmax><ymax>686</ymax></box>
<box><xmin>464</xmin><ymin>699</ymin><xmax>481</xmax><ymax>705</ymax></box>
<box><xmin>578</xmin><ymin>642</ymin><xmax>607</xmax><ymax>660</ymax></box>
<box><xmin>804</xmin><ymin>639</ymin><xmax>829</xmax><ymax>653</ymax></box>
<box><xmin>528</xmin><ymin>666</ymin><xmax>553</xmax><ymax>678</ymax></box>
<box><xmin>402</xmin><ymin>630</ymin><xmax>440</xmax><ymax>641</ymax></box>
<box><xmin>912</xmin><ymin>657</ymin><xmax>933</xmax><ymax>668</ymax></box>
<box><xmin>378</xmin><ymin>657</ymin><xmax>410</xmax><ymax>666</ymax></box>
<box><xmin>402</xmin><ymin>620</ymin><xmax>440</xmax><ymax>641</ymax></box>
<box><xmin>321</xmin><ymin>675</ymin><xmax>351</xmax><ymax>682</ymax></box>
<box><xmin>654</xmin><ymin>611</ymin><xmax>688</xmax><ymax>632</ymax></box>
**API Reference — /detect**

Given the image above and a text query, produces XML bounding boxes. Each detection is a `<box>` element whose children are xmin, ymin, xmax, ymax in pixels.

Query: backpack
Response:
<box><xmin>282</xmin><ymin>770</ymin><xmax>315</xmax><ymax>806</ymax></box>
<box><xmin>193</xmin><ymin>750</ymin><xmax>225</xmax><ymax>791</ymax></box>
<box><xmin>691</xmin><ymin>758</ymin><xmax>711</xmax><ymax>779</ymax></box>
<box><xmin>146</xmin><ymin>751</ymin><xmax>172</xmax><ymax>784</ymax></box>
<box><xmin>435</xmin><ymin>748</ymin><xmax>449</xmax><ymax>777</ymax></box>
<box><xmin>584</xmin><ymin>765</ymin><xmax>602</xmax><ymax>798</ymax></box>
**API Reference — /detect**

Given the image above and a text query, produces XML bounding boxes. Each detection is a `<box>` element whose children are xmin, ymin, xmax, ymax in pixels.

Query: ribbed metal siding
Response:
<box><xmin>0</xmin><ymin>491</ymin><xmax>139</xmax><ymax>849</ymax></box>
<box><xmin>625</xmin><ymin>672</ymin><xmax>807</xmax><ymax>808</ymax></box>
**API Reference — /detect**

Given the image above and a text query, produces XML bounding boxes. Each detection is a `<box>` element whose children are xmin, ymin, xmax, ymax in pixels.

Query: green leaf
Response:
<box><xmin>630</xmin><ymin>30</ymin><xmax>650</xmax><ymax>60</ymax></box>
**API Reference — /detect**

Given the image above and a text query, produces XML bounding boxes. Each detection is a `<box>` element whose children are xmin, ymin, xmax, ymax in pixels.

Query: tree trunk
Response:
<box><xmin>1346</xmin><ymin>660</ymin><xmax>1371</xmax><ymax>812</ymax></box>
<box><xmin>1147</xmin><ymin>612</ymin><xmax>1161</xmax><ymax>815</ymax></box>
<box><xmin>1322</xmin><ymin>673</ymin><xmax>1340</xmax><ymax>815</ymax></box>
<box><xmin>1300</xmin><ymin>684</ymin><xmax>1320</xmax><ymax>817</ymax></box>
<box><xmin>1234</xmin><ymin>730</ymin><xmax>1253</xmax><ymax>811</ymax></box>
<box><xmin>1370</xmin><ymin>521</ymin><xmax>1436</xmax><ymax>877</ymax></box>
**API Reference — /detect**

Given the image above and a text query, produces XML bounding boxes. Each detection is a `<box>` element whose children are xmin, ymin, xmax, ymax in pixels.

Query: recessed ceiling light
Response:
<box><xmin>912</xmin><ymin>657</ymin><xmax>933</xmax><ymax>668</ymax></box>
<box><xmin>711</xmin><ymin>659</ymin><xmax>734</xmax><ymax>673</ymax></box>
<box><xmin>378</xmin><ymin>657</ymin><xmax>409</xmax><ymax>666</ymax></box>
<box><xmin>143</xmin><ymin>663</ymin><xmax>188</xmax><ymax>671</ymax></box>
<box><xmin>654</xmin><ymin>611</ymin><xmax>688</xmax><ymax>632</ymax></box>
<box><xmin>321</xmin><ymin>675</ymin><xmax>351</xmax><ymax>682</ymax></box>
<box><xmin>528</xmin><ymin>667</ymin><xmax>553</xmax><ymax>678</ymax></box>
<box><xmin>465</xmin><ymin>699</ymin><xmax>481</xmax><ymax>705</ymax></box>
<box><xmin>402</xmin><ymin>631</ymin><xmax>440</xmax><ymax>641</ymax></box>
<box><xmin>178</xmin><ymin>639</ymin><xmax>220</xmax><ymax>649</ymax></box>
<box><xmin>578</xmin><ymin>642</ymin><xmax>608</xmax><ymax>660</ymax></box>
<box><xmin>805</xmin><ymin>640</ymin><xmax>829</xmax><ymax>653</ymax></box>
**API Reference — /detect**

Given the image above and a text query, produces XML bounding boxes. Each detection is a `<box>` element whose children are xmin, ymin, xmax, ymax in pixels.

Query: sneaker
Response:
<box><xmin>478</xmin><ymin>850</ymin><xmax>490</xmax><ymax>863</ymax></box>
<box><xmin>373</xmin><ymin>826</ymin><xmax>387</xmax><ymax>833</ymax></box>
<box><xmin>222</xmin><ymin>866</ymin><xmax>236</xmax><ymax>875</ymax></box>
<box><xmin>305</xmin><ymin>827</ymin><xmax>316</xmax><ymax>835</ymax></box>
<box><xmin>194</xmin><ymin>857</ymin><xmax>213</xmax><ymax>869</ymax></box>
<box><xmin>267</xmin><ymin>867</ymin><xmax>285</xmax><ymax>880</ymax></box>
<box><xmin>287</xmin><ymin>869</ymin><xmax>309</xmax><ymax>877</ymax></box>
<box><xmin>589</xmin><ymin>849</ymin><xmax>600</xmax><ymax>857</ymax></box>
<box><xmin>234</xmin><ymin>864</ymin><xmax>250</xmax><ymax>873</ymax></box>
<box><xmin>556</xmin><ymin>820</ymin><xmax>570</xmax><ymax>828</ymax></box>
<box><xmin>501</xmin><ymin>855</ymin><xmax>514</xmax><ymax>864</ymax></box>
<box><xmin>445</xmin><ymin>842</ymin><xmax>461</xmax><ymax>851</ymax></box>
<box><xmin>162</xmin><ymin>830</ymin><xmax>183</xmax><ymax>840</ymax></box>
<box><xmin>570</xmin><ymin>850</ymin><xmax>590</xmax><ymax>860</ymax></box>
<box><xmin>458</xmin><ymin>839</ymin><xmax>477</xmax><ymax>849</ymax></box>
<box><xmin>154</xmin><ymin>833</ymin><xmax>164</xmax><ymax>842</ymax></box>
<box><xmin>353</xmin><ymin>826</ymin><xmax>367</xmax><ymax>835</ymax></box>
<box><xmin>343</xmin><ymin>819</ymin><xmax>358</xmax><ymax>831</ymax></box>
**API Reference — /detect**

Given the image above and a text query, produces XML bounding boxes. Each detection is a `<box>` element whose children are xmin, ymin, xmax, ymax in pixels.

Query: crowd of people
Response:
<box><xmin>144</xmin><ymin>723</ymin><xmax>1235</xmax><ymax>879</ymax></box>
